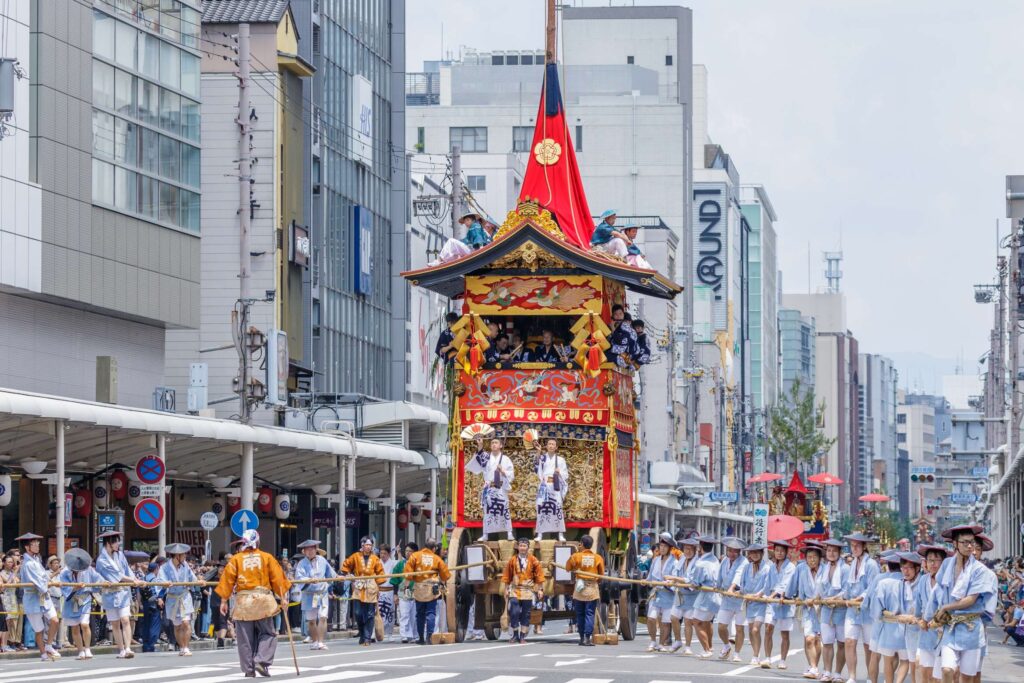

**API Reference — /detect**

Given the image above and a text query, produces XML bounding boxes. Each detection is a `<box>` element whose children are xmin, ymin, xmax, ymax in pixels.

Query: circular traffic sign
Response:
<box><xmin>134</xmin><ymin>498</ymin><xmax>164</xmax><ymax>530</ymax></box>
<box><xmin>200</xmin><ymin>511</ymin><xmax>219</xmax><ymax>531</ymax></box>
<box><xmin>135</xmin><ymin>456</ymin><xmax>166</xmax><ymax>485</ymax></box>
<box><xmin>230</xmin><ymin>508</ymin><xmax>259</xmax><ymax>537</ymax></box>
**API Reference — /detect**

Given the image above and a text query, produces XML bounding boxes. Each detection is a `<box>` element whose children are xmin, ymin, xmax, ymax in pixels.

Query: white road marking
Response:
<box><xmin>553</xmin><ymin>658</ymin><xmax>596</xmax><ymax>667</ymax></box>
<box><xmin>472</xmin><ymin>677</ymin><xmax>536</xmax><ymax>683</ymax></box>
<box><xmin>648</xmin><ymin>680</ymin><xmax>693</xmax><ymax>683</ymax></box>
<box><xmin>76</xmin><ymin>665</ymin><xmax>228</xmax><ymax>683</ymax></box>
<box><xmin>169</xmin><ymin>669</ymin><xmax>382</xmax><ymax>683</ymax></box>
<box><xmin>0</xmin><ymin>669</ymin><xmax>76</xmax><ymax>681</ymax></box>
<box><xmin>521</xmin><ymin>653</ymin><xmax>543</xmax><ymax>657</ymax></box>
<box><xmin>616</xmin><ymin>654</ymin><xmax>657</xmax><ymax>658</ymax></box>
<box><xmin>378</xmin><ymin>674</ymin><xmax>459</xmax><ymax>683</ymax></box>
<box><xmin>724</xmin><ymin>648</ymin><xmax>803</xmax><ymax>676</ymax></box>
<box><xmin>11</xmin><ymin>667</ymin><xmax>133</xmax><ymax>681</ymax></box>
<box><xmin>561</xmin><ymin>679</ymin><xmax>612</xmax><ymax>683</ymax></box>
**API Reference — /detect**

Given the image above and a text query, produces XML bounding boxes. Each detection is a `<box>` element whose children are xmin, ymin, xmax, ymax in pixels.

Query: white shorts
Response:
<box><xmin>869</xmin><ymin>636</ymin><xmax>880</xmax><ymax>652</ymax></box>
<box><xmin>802</xmin><ymin>619</ymin><xmax>821</xmax><ymax>638</ymax></box>
<box><xmin>671</xmin><ymin>606</ymin><xmax>692</xmax><ymax>620</ymax></box>
<box><xmin>844</xmin><ymin>621</ymin><xmax>865</xmax><ymax>642</ymax></box>
<box><xmin>104</xmin><ymin>605</ymin><xmax>131</xmax><ymax>621</ymax></box>
<box><xmin>170</xmin><ymin>611</ymin><xmax>193</xmax><ymax>627</ymax></box>
<box><xmin>716</xmin><ymin>608</ymin><xmax>748</xmax><ymax>627</ymax></box>
<box><xmin>940</xmin><ymin>646</ymin><xmax>982</xmax><ymax>677</ymax></box>
<box><xmin>304</xmin><ymin>604</ymin><xmax>329</xmax><ymax>623</ymax></box>
<box><xmin>917</xmin><ymin>647</ymin><xmax>936</xmax><ymax>668</ymax></box>
<box><xmin>26</xmin><ymin>605</ymin><xmax>58</xmax><ymax>632</ymax></box>
<box><xmin>821</xmin><ymin>622</ymin><xmax>845</xmax><ymax>645</ymax></box>
<box><xmin>647</xmin><ymin>605</ymin><xmax>673</xmax><ymax>624</ymax></box>
<box><xmin>693</xmin><ymin>608</ymin><xmax>715</xmax><ymax>623</ymax></box>
<box><xmin>764</xmin><ymin>614</ymin><xmax>794</xmax><ymax>631</ymax></box>
<box><xmin>877</xmin><ymin>646</ymin><xmax>908</xmax><ymax>660</ymax></box>
<box><xmin>65</xmin><ymin>612</ymin><xmax>91</xmax><ymax>627</ymax></box>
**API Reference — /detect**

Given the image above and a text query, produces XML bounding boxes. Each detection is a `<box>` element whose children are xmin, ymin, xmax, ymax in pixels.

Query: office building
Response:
<box><xmin>778</xmin><ymin>308</ymin><xmax>816</xmax><ymax>396</ymax></box>
<box><xmin>1</xmin><ymin>0</ymin><xmax>202</xmax><ymax>408</ymax></box>
<box><xmin>858</xmin><ymin>353</ymin><xmax>898</xmax><ymax>502</ymax></box>
<box><xmin>782</xmin><ymin>292</ymin><xmax>860</xmax><ymax>514</ymax></box>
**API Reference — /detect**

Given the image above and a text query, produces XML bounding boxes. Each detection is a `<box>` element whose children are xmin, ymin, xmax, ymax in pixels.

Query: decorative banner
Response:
<box><xmin>397</xmin><ymin>507</ymin><xmax>409</xmax><ymax>530</ymax></box>
<box><xmin>227</xmin><ymin>495</ymin><xmax>241</xmax><ymax>515</ymax></box>
<box><xmin>0</xmin><ymin>473</ymin><xmax>11</xmax><ymax>507</ymax></box>
<box><xmin>257</xmin><ymin>486</ymin><xmax>273</xmax><ymax>514</ymax></box>
<box><xmin>110</xmin><ymin>470</ymin><xmax>129</xmax><ymax>500</ymax></box>
<box><xmin>459</xmin><ymin>368</ymin><xmax>605</xmax><ymax>412</ymax></box>
<box><xmin>275</xmin><ymin>494</ymin><xmax>290</xmax><ymax>520</ymax></box>
<box><xmin>73</xmin><ymin>487</ymin><xmax>91</xmax><ymax>517</ymax></box>
<box><xmin>64</xmin><ymin>493</ymin><xmax>73</xmax><ymax>527</ymax></box>
<box><xmin>93</xmin><ymin>479</ymin><xmax>109</xmax><ymax>509</ymax></box>
<box><xmin>465</xmin><ymin>275</ymin><xmax>603</xmax><ymax>316</ymax></box>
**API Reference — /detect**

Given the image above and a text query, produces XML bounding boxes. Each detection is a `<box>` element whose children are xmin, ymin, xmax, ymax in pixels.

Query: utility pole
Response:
<box><xmin>1005</xmin><ymin>176</ymin><xmax>1024</xmax><ymax>555</ymax></box>
<box><xmin>236</xmin><ymin>21</ymin><xmax>252</xmax><ymax>423</ymax></box>
<box><xmin>450</xmin><ymin>144</ymin><xmax>462</xmax><ymax>234</ymax></box>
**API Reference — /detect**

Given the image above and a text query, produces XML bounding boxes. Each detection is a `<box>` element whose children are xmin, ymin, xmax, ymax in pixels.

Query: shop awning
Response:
<box><xmin>0</xmin><ymin>387</ymin><xmax>425</xmax><ymax>490</ymax></box>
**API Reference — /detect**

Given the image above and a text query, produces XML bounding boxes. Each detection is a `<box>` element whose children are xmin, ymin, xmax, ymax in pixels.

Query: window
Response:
<box><xmin>512</xmin><ymin>126</ymin><xmax>532</xmax><ymax>152</ymax></box>
<box><xmin>114</xmin><ymin>69</ymin><xmax>135</xmax><ymax>117</ymax></box>
<box><xmin>506</xmin><ymin>55</ymin><xmax>519</xmax><ymax>65</ymax></box>
<box><xmin>159</xmin><ymin>181</ymin><xmax>179</xmax><ymax>225</ymax></box>
<box><xmin>137</xmin><ymin>79</ymin><xmax>159</xmax><ymax>127</ymax></box>
<box><xmin>416</xmin><ymin>126</ymin><xmax>424</xmax><ymax>151</ymax></box>
<box><xmin>138</xmin><ymin>31</ymin><xmax>160</xmax><ymax>80</ymax></box>
<box><xmin>181</xmin><ymin>98</ymin><xmax>199</xmax><ymax>141</ymax></box>
<box><xmin>450</xmin><ymin>126</ymin><xmax>487</xmax><ymax>153</ymax></box>
<box><xmin>180</xmin><ymin>52</ymin><xmax>200</xmax><ymax>98</ymax></box>
<box><xmin>897</xmin><ymin>413</ymin><xmax>907</xmax><ymax>424</ymax></box>
<box><xmin>113</xmin><ymin>118</ymin><xmax>137</xmax><ymax>165</ymax></box>
<box><xmin>491</xmin><ymin>55</ymin><xmax>504</xmax><ymax>65</ymax></box>
<box><xmin>114</xmin><ymin>167</ymin><xmax>137</xmax><ymax>211</ymax></box>
<box><xmin>626</xmin><ymin>55</ymin><xmax>634</xmax><ymax>64</ymax></box>
<box><xmin>139</xmin><ymin>175</ymin><xmax>159</xmax><ymax>217</ymax></box>
<box><xmin>115</xmin><ymin>20</ymin><xmax>137</xmax><ymax>69</ymax></box>
<box><xmin>897</xmin><ymin>433</ymin><xmax>907</xmax><ymax>443</ymax></box>
<box><xmin>94</xmin><ymin>10</ymin><xmax>115</xmax><ymax>61</ymax></box>
<box><xmin>179</xmin><ymin>189</ymin><xmax>200</xmax><ymax>232</ymax></box>
<box><xmin>92</xmin><ymin>110</ymin><xmax>115</xmax><ymax>158</ymax></box>
<box><xmin>665</xmin><ymin>55</ymin><xmax>673</xmax><ymax>66</ymax></box>
<box><xmin>92</xmin><ymin>159</ymin><xmax>114</xmax><ymax>205</ymax></box>
<box><xmin>160</xmin><ymin>0</ymin><xmax>181</xmax><ymax>42</ymax></box>
<box><xmin>140</xmin><ymin>127</ymin><xmax>159</xmax><ymax>173</ymax></box>
<box><xmin>521</xmin><ymin>54</ymin><xmax>534</xmax><ymax>65</ymax></box>
<box><xmin>180</xmin><ymin>5</ymin><xmax>200</xmax><ymax>49</ymax></box>
<box><xmin>159</xmin><ymin>134</ymin><xmax>179</xmax><ymax>182</ymax></box>
<box><xmin>160</xmin><ymin>89</ymin><xmax>180</xmax><ymax>136</ymax></box>
<box><xmin>93</xmin><ymin>61</ymin><xmax>115</xmax><ymax>109</ymax></box>
<box><xmin>575</xmin><ymin>125</ymin><xmax>583</xmax><ymax>152</ymax></box>
<box><xmin>160</xmin><ymin>42</ymin><xmax>179</xmax><ymax>90</ymax></box>
<box><xmin>180</xmin><ymin>143</ymin><xmax>199</xmax><ymax>188</ymax></box>
<box><xmin>467</xmin><ymin>175</ymin><xmax>486</xmax><ymax>191</ymax></box>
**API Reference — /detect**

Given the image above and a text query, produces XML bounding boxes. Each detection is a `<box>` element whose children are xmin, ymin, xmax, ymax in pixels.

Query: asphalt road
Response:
<box><xmin>1</xmin><ymin>628</ymin><xmax>1022</xmax><ymax>683</ymax></box>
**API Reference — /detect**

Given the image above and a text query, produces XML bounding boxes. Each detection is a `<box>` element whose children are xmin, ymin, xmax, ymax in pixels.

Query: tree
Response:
<box><xmin>764</xmin><ymin>379</ymin><xmax>835</xmax><ymax>472</ymax></box>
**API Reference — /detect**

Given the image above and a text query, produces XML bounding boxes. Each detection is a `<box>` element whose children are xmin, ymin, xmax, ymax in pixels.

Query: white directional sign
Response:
<box><xmin>200</xmin><ymin>511</ymin><xmax>219</xmax><ymax>531</ymax></box>
<box><xmin>753</xmin><ymin>504</ymin><xmax>769</xmax><ymax>545</ymax></box>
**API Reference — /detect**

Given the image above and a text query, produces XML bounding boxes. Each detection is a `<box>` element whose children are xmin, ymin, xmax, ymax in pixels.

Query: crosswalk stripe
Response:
<box><xmin>378</xmin><ymin>674</ymin><xmax>459</xmax><ymax>683</ymax></box>
<box><xmin>78</xmin><ymin>665</ymin><xmax>228</xmax><ymax>683</ymax></box>
<box><xmin>474</xmin><ymin>677</ymin><xmax>536</xmax><ymax>683</ymax></box>
<box><xmin>562</xmin><ymin>679</ymin><xmax>613</xmax><ymax>683</ymax></box>
<box><xmin>648</xmin><ymin>680</ymin><xmax>693</xmax><ymax>683</ymax></box>
<box><xmin>724</xmin><ymin>648</ymin><xmax>803</xmax><ymax>676</ymax></box>
<box><xmin>0</xmin><ymin>668</ymin><xmax>76</xmax><ymax>681</ymax></box>
<box><xmin>7</xmin><ymin>666</ymin><xmax>132</xmax><ymax>681</ymax></box>
<box><xmin>173</xmin><ymin>668</ymin><xmax>382</xmax><ymax>683</ymax></box>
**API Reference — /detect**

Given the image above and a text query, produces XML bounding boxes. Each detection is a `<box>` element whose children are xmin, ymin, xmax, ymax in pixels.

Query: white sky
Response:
<box><xmin>406</xmin><ymin>0</ymin><xmax>1024</xmax><ymax>372</ymax></box>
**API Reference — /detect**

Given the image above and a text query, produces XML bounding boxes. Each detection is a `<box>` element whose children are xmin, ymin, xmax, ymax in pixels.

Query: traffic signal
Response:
<box><xmin>911</xmin><ymin>474</ymin><xmax>935</xmax><ymax>483</ymax></box>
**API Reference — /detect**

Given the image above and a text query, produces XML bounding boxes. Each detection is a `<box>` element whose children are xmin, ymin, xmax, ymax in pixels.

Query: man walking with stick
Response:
<box><xmin>216</xmin><ymin>529</ymin><xmax>291</xmax><ymax>678</ymax></box>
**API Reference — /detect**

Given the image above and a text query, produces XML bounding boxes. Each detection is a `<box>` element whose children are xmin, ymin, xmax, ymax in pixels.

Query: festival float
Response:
<box><xmin>401</xmin><ymin>6</ymin><xmax>681</xmax><ymax>642</ymax></box>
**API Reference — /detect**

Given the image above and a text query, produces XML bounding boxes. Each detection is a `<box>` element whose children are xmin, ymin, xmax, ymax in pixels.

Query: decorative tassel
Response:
<box><xmin>587</xmin><ymin>341</ymin><xmax>602</xmax><ymax>377</ymax></box>
<box><xmin>469</xmin><ymin>343</ymin><xmax>483</xmax><ymax>375</ymax></box>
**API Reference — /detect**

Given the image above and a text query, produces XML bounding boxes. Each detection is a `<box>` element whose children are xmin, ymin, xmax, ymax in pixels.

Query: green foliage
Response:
<box><xmin>764</xmin><ymin>379</ymin><xmax>836</xmax><ymax>470</ymax></box>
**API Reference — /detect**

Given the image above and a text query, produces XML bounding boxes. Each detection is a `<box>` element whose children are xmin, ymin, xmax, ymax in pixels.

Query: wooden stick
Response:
<box><xmin>281</xmin><ymin>601</ymin><xmax>300</xmax><ymax>677</ymax></box>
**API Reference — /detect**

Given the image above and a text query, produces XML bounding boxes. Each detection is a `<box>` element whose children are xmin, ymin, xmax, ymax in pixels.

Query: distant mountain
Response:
<box><xmin>882</xmin><ymin>351</ymin><xmax>964</xmax><ymax>394</ymax></box>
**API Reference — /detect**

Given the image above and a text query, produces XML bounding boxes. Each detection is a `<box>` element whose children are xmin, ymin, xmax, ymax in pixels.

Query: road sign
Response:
<box><xmin>709</xmin><ymin>491</ymin><xmax>739</xmax><ymax>503</ymax></box>
<box><xmin>134</xmin><ymin>498</ymin><xmax>164</xmax><ymax>530</ymax></box>
<box><xmin>970</xmin><ymin>467</ymin><xmax>989</xmax><ymax>478</ymax></box>
<box><xmin>200</xmin><ymin>511</ymin><xmax>219</xmax><ymax>531</ymax></box>
<box><xmin>950</xmin><ymin>493</ymin><xmax>978</xmax><ymax>505</ymax></box>
<box><xmin>752</xmin><ymin>503</ymin><xmax>769</xmax><ymax>545</ymax></box>
<box><xmin>230</xmin><ymin>509</ymin><xmax>259</xmax><ymax>537</ymax></box>
<box><xmin>135</xmin><ymin>456</ymin><xmax>165</xmax><ymax>485</ymax></box>
<box><xmin>911</xmin><ymin>466</ymin><xmax>936</xmax><ymax>475</ymax></box>
<box><xmin>139</xmin><ymin>484</ymin><xmax>163</xmax><ymax>498</ymax></box>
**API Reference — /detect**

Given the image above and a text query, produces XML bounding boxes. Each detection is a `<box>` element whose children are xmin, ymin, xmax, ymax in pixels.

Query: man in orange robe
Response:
<box><xmin>341</xmin><ymin>537</ymin><xmax>386</xmax><ymax>645</ymax></box>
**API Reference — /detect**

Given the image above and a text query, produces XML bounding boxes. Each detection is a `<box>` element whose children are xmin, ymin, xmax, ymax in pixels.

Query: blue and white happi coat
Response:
<box><xmin>928</xmin><ymin>555</ymin><xmax>997</xmax><ymax>652</ymax></box>
<box><xmin>157</xmin><ymin>560</ymin><xmax>197</xmax><ymax>621</ymax></box>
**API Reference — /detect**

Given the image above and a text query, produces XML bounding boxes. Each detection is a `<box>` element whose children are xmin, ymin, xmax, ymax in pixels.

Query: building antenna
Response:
<box><xmin>440</xmin><ymin>22</ymin><xmax>444</xmax><ymax>62</ymax></box>
<box><xmin>807</xmin><ymin>241</ymin><xmax>811</xmax><ymax>293</ymax></box>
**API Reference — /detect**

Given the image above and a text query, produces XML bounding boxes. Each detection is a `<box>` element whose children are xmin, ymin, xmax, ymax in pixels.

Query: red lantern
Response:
<box><xmin>110</xmin><ymin>470</ymin><xmax>129</xmax><ymax>500</ymax></box>
<box><xmin>73</xmin><ymin>488</ymin><xmax>92</xmax><ymax>518</ymax></box>
<box><xmin>257</xmin><ymin>486</ymin><xmax>273</xmax><ymax>514</ymax></box>
<box><xmin>397</xmin><ymin>507</ymin><xmax>409</xmax><ymax>530</ymax></box>
<box><xmin>227</xmin><ymin>495</ymin><xmax>241</xmax><ymax>515</ymax></box>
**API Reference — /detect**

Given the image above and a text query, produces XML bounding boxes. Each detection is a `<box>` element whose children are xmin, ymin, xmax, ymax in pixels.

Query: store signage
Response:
<box><xmin>692</xmin><ymin>183</ymin><xmax>728</xmax><ymax>331</ymax></box>
<box><xmin>266</xmin><ymin>330</ymin><xmax>289</xmax><ymax>407</ymax></box>
<box><xmin>752</xmin><ymin>504</ymin><xmax>769</xmax><ymax>545</ymax></box>
<box><xmin>350</xmin><ymin>75</ymin><xmax>373</xmax><ymax>166</ymax></box>
<box><xmin>353</xmin><ymin>205</ymin><xmax>373</xmax><ymax>295</ymax></box>
<box><xmin>970</xmin><ymin>466</ymin><xmax>989</xmax><ymax>478</ymax></box>
<box><xmin>290</xmin><ymin>223</ymin><xmax>310</xmax><ymax>267</ymax></box>
<box><xmin>950</xmin><ymin>492</ymin><xmax>977</xmax><ymax>505</ymax></box>
<box><xmin>312</xmin><ymin>507</ymin><xmax>338</xmax><ymax>529</ymax></box>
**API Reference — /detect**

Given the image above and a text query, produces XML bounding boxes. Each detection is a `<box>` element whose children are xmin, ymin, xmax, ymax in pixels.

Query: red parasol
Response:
<box><xmin>746</xmin><ymin>472</ymin><xmax>783</xmax><ymax>486</ymax></box>
<box><xmin>808</xmin><ymin>472</ymin><xmax>844</xmax><ymax>486</ymax></box>
<box><xmin>859</xmin><ymin>493</ymin><xmax>891</xmax><ymax>503</ymax></box>
<box><xmin>767</xmin><ymin>515</ymin><xmax>805</xmax><ymax>542</ymax></box>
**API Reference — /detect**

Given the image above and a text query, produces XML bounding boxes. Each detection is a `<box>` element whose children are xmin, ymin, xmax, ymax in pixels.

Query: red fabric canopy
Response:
<box><xmin>785</xmin><ymin>471</ymin><xmax>808</xmax><ymax>495</ymax></box>
<box><xmin>746</xmin><ymin>472</ymin><xmax>782</xmax><ymax>485</ymax></box>
<box><xmin>518</xmin><ymin>64</ymin><xmax>594</xmax><ymax>250</ymax></box>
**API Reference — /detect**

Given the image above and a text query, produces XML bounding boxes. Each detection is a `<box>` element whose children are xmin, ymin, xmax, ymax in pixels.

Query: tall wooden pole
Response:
<box><xmin>545</xmin><ymin>0</ymin><xmax>557</xmax><ymax>64</ymax></box>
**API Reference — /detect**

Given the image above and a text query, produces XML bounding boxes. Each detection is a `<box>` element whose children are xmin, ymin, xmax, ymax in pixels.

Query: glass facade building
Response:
<box><xmin>314</xmin><ymin>0</ymin><xmax>397</xmax><ymax>398</ymax></box>
<box><xmin>778</xmin><ymin>308</ymin><xmax>816</xmax><ymax>396</ymax></box>
<box><xmin>91</xmin><ymin>0</ymin><xmax>202</xmax><ymax>232</ymax></box>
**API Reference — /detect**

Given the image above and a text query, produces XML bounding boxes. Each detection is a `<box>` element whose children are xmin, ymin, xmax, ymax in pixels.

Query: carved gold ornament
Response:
<box><xmin>533</xmin><ymin>138</ymin><xmax>562</xmax><ymax>166</ymax></box>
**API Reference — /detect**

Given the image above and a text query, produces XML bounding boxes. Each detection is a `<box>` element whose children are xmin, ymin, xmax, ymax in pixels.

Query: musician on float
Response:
<box><xmin>466</xmin><ymin>435</ymin><xmax>515</xmax><ymax>540</ymax></box>
<box><xmin>533</xmin><ymin>437</ymin><xmax>569</xmax><ymax>541</ymax></box>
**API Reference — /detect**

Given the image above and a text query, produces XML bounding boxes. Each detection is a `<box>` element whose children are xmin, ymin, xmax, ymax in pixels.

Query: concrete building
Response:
<box><xmin>1</xmin><ymin>0</ymin><xmax>203</xmax><ymax>409</ymax></box>
<box><xmin>164</xmin><ymin>2</ymin><xmax>314</xmax><ymax>425</ymax></box>
<box><xmin>781</xmin><ymin>292</ymin><xmax>860</xmax><ymax>514</ymax></box>
<box><xmin>739</xmin><ymin>185</ymin><xmax>779</xmax><ymax>476</ymax></box>
<box><xmin>778</xmin><ymin>308</ymin><xmax>816</xmax><ymax>397</ymax></box>
<box><xmin>897</xmin><ymin>393</ymin><xmax>937</xmax><ymax>520</ymax></box>
<box><xmin>858</xmin><ymin>353</ymin><xmax>898</xmax><ymax>502</ymax></box>
<box><xmin>405</xmin><ymin>5</ymin><xmax>697</xmax><ymax>510</ymax></box>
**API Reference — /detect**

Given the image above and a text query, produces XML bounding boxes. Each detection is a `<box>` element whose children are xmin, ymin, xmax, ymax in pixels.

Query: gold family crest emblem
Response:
<box><xmin>533</xmin><ymin>138</ymin><xmax>562</xmax><ymax>165</ymax></box>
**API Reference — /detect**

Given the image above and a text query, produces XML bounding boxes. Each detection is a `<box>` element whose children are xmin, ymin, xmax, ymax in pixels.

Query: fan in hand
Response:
<box><xmin>522</xmin><ymin>428</ymin><xmax>540</xmax><ymax>449</ymax></box>
<box><xmin>460</xmin><ymin>423</ymin><xmax>496</xmax><ymax>440</ymax></box>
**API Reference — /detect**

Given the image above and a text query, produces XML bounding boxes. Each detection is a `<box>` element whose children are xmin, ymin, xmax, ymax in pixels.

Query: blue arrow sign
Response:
<box><xmin>230</xmin><ymin>509</ymin><xmax>259</xmax><ymax>537</ymax></box>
